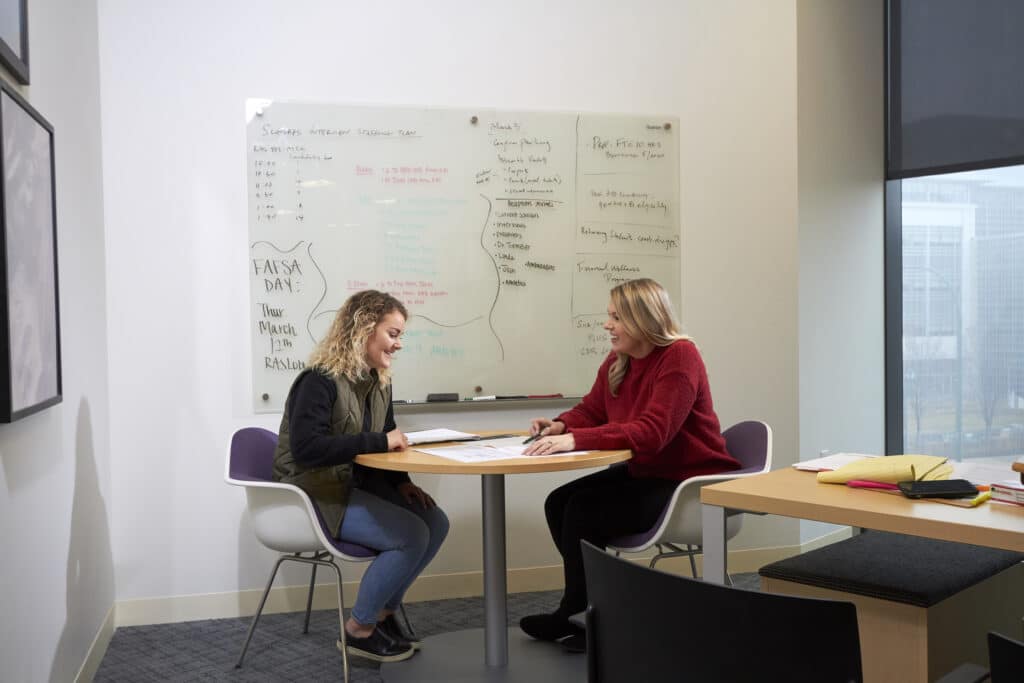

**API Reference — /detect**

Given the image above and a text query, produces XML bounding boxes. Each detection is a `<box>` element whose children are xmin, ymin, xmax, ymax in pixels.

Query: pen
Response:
<box><xmin>528</xmin><ymin>393</ymin><xmax>563</xmax><ymax>399</ymax></box>
<box><xmin>522</xmin><ymin>428</ymin><xmax>548</xmax><ymax>445</ymax></box>
<box><xmin>466</xmin><ymin>395</ymin><xmax>497</xmax><ymax>401</ymax></box>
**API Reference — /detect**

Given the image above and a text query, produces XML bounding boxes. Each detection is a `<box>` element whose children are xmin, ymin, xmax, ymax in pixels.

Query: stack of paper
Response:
<box><xmin>990</xmin><ymin>479</ymin><xmax>1024</xmax><ymax>506</ymax></box>
<box><xmin>793</xmin><ymin>453</ymin><xmax>880</xmax><ymax>472</ymax></box>
<box><xmin>405</xmin><ymin>429</ymin><xmax>481</xmax><ymax>445</ymax></box>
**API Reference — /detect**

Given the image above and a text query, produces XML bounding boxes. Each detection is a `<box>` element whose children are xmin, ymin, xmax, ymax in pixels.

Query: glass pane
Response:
<box><xmin>902</xmin><ymin>166</ymin><xmax>1024</xmax><ymax>463</ymax></box>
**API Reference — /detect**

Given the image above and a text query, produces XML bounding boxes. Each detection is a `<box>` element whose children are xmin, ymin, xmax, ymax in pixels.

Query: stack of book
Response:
<box><xmin>990</xmin><ymin>479</ymin><xmax>1024</xmax><ymax>506</ymax></box>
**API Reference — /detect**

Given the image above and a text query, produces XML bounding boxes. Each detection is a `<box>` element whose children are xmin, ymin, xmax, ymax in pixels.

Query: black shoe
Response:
<box><xmin>378</xmin><ymin>613</ymin><xmax>422</xmax><ymax>650</ymax></box>
<box><xmin>560</xmin><ymin>633</ymin><xmax>586</xmax><ymax>653</ymax></box>
<box><xmin>339</xmin><ymin>626</ymin><xmax>415</xmax><ymax>663</ymax></box>
<box><xmin>519</xmin><ymin>613</ymin><xmax>582</xmax><ymax>642</ymax></box>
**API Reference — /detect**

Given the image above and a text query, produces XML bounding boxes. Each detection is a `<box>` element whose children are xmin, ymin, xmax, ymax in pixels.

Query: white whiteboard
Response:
<box><xmin>247</xmin><ymin>99</ymin><xmax>680</xmax><ymax>411</ymax></box>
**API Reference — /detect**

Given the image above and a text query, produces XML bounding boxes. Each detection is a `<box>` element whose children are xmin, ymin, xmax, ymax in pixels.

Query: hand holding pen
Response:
<box><xmin>523</xmin><ymin>419</ymin><xmax>571</xmax><ymax>455</ymax></box>
<box><xmin>523</xmin><ymin>418</ymin><xmax>563</xmax><ymax>443</ymax></box>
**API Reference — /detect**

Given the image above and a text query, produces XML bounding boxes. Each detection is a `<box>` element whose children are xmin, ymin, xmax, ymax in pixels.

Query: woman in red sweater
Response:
<box><xmin>519</xmin><ymin>278</ymin><xmax>739</xmax><ymax>652</ymax></box>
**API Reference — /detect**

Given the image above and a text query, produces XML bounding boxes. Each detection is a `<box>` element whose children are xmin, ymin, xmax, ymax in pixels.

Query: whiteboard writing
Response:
<box><xmin>247</xmin><ymin>100</ymin><xmax>680</xmax><ymax>411</ymax></box>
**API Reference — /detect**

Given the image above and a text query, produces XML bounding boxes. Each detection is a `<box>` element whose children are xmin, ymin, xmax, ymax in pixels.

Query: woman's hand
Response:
<box><xmin>529</xmin><ymin>418</ymin><xmax>565</xmax><ymax>437</ymax></box>
<box><xmin>386</xmin><ymin>428</ymin><xmax>409</xmax><ymax>451</ymax></box>
<box><xmin>397</xmin><ymin>482</ymin><xmax>436</xmax><ymax>509</ymax></box>
<box><xmin>524</xmin><ymin>432</ymin><xmax>575</xmax><ymax>456</ymax></box>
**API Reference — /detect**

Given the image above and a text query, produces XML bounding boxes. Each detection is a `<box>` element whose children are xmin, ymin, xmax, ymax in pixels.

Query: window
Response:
<box><xmin>897</xmin><ymin>166</ymin><xmax>1024</xmax><ymax>461</ymax></box>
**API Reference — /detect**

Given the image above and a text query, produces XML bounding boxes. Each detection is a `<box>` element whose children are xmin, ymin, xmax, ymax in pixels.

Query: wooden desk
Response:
<box><xmin>356</xmin><ymin>434</ymin><xmax>630</xmax><ymax>681</ymax></box>
<box><xmin>700</xmin><ymin>467</ymin><xmax>1024</xmax><ymax>584</ymax></box>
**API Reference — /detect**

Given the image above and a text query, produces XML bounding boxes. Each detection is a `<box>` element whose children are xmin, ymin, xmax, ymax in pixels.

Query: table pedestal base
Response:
<box><xmin>379</xmin><ymin>627</ymin><xmax>585</xmax><ymax>682</ymax></box>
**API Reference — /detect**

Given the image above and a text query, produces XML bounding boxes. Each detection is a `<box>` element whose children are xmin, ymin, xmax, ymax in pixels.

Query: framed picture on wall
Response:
<box><xmin>0</xmin><ymin>82</ymin><xmax>60</xmax><ymax>422</ymax></box>
<box><xmin>0</xmin><ymin>0</ymin><xmax>28</xmax><ymax>84</ymax></box>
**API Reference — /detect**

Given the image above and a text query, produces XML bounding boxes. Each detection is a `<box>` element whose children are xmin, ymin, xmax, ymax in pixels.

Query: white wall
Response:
<box><xmin>0</xmin><ymin>0</ymin><xmax>887</xmax><ymax>676</ymax></box>
<box><xmin>0</xmin><ymin>0</ymin><xmax>113</xmax><ymax>680</ymax></box>
<box><xmin>796</xmin><ymin>0</ymin><xmax>885</xmax><ymax>541</ymax></box>
<box><xmin>95</xmin><ymin>0</ymin><xmax>803</xmax><ymax>610</ymax></box>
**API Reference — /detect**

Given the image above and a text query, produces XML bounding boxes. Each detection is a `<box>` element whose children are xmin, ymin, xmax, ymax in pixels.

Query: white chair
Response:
<box><xmin>225</xmin><ymin>426</ymin><xmax>394</xmax><ymax>682</ymax></box>
<box><xmin>607</xmin><ymin>420</ymin><xmax>773</xmax><ymax>580</ymax></box>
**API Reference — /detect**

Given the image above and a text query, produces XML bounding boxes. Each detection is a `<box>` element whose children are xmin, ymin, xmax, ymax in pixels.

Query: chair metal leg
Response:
<box><xmin>646</xmin><ymin>543</ymin><xmax>700</xmax><ymax>578</ymax></box>
<box><xmin>303</xmin><ymin>562</ymin><xmax>318</xmax><ymax>634</ymax></box>
<box><xmin>236</xmin><ymin>552</ymin><xmax>350</xmax><ymax>681</ymax></box>
<box><xmin>398</xmin><ymin>603</ymin><xmax>417</xmax><ymax>639</ymax></box>
<box><xmin>322</xmin><ymin>559</ymin><xmax>350</xmax><ymax>683</ymax></box>
<box><xmin>235</xmin><ymin>554</ymin><xmax>287</xmax><ymax>668</ymax></box>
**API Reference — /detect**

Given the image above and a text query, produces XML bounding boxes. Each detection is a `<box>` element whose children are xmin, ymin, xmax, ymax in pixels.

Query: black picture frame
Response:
<box><xmin>0</xmin><ymin>82</ymin><xmax>60</xmax><ymax>422</ymax></box>
<box><xmin>0</xmin><ymin>0</ymin><xmax>28</xmax><ymax>85</ymax></box>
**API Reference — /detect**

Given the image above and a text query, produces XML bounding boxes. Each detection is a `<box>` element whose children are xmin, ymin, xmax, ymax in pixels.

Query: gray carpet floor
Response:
<box><xmin>95</xmin><ymin>574</ymin><xmax>760</xmax><ymax>682</ymax></box>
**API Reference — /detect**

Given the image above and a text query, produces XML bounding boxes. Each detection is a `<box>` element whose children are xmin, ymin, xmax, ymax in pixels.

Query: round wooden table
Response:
<box><xmin>356</xmin><ymin>433</ymin><xmax>630</xmax><ymax>681</ymax></box>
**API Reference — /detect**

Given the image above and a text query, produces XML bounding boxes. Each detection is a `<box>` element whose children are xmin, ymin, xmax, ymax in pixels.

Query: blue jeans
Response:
<box><xmin>339</xmin><ymin>483</ymin><xmax>449</xmax><ymax>626</ymax></box>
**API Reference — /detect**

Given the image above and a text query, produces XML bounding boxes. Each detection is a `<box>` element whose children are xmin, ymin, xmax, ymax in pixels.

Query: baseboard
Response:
<box><xmin>75</xmin><ymin>603</ymin><xmax>115</xmax><ymax>683</ymax></box>
<box><xmin>114</xmin><ymin>528</ymin><xmax>853</xmax><ymax>628</ymax></box>
<box><xmin>114</xmin><ymin>564</ymin><xmax>567</xmax><ymax>627</ymax></box>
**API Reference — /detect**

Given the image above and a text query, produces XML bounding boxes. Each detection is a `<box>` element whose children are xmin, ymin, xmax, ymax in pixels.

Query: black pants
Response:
<box><xmin>544</xmin><ymin>464</ymin><xmax>678</xmax><ymax>616</ymax></box>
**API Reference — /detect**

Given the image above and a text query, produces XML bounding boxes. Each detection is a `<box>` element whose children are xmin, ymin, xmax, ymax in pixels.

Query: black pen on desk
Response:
<box><xmin>523</xmin><ymin>428</ymin><xmax>548</xmax><ymax>445</ymax></box>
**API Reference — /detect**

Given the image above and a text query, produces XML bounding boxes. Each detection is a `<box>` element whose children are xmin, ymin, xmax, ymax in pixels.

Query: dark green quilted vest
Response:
<box><xmin>273</xmin><ymin>368</ymin><xmax>389</xmax><ymax>537</ymax></box>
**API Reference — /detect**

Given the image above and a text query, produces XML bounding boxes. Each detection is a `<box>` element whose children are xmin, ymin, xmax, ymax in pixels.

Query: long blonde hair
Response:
<box><xmin>607</xmin><ymin>279</ymin><xmax>691</xmax><ymax>395</ymax></box>
<box><xmin>308</xmin><ymin>290</ymin><xmax>408</xmax><ymax>385</ymax></box>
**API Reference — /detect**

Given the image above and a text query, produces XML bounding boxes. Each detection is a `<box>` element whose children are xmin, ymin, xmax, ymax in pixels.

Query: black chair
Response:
<box><xmin>988</xmin><ymin>631</ymin><xmax>1024</xmax><ymax>683</ymax></box>
<box><xmin>581</xmin><ymin>541</ymin><xmax>863</xmax><ymax>683</ymax></box>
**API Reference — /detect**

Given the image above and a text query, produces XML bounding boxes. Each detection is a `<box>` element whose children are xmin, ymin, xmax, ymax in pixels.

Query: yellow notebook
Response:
<box><xmin>817</xmin><ymin>454</ymin><xmax>952</xmax><ymax>484</ymax></box>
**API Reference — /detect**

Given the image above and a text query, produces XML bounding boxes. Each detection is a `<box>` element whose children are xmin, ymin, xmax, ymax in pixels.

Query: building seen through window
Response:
<box><xmin>902</xmin><ymin>166</ymin><xmax>1024</xmax><ymax>461</ymax></box>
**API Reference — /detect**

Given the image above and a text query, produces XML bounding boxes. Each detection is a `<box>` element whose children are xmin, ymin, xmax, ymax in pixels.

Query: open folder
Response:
<box><xmin>817</xmin><ymin>454</ymin><xmax>953</xmax><ymax>485</ymax></box>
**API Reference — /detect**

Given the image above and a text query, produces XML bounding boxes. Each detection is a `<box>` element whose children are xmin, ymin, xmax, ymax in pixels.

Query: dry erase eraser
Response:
<box><xmin>426</xmin><ymin>393</ymin><xmax>459</xmax><ymax>402</ymax></box>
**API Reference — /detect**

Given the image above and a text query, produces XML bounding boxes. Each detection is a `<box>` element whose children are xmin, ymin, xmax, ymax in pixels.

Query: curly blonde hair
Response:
<box><xmin>308</xmin><ymin>290</ymin><xmax>408</xmax><ymax>385</ymax></box>
<box><xmin>607</xmin><ymin>279</ymin><xmax>691</xmax><ymax>396</ymax></box>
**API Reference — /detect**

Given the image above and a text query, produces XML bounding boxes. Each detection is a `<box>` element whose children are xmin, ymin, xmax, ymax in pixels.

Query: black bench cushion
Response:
<box><xmin>759</xmin><ymin>531</ymin><xmax>1024</xmax><ymax>607</ymax></box>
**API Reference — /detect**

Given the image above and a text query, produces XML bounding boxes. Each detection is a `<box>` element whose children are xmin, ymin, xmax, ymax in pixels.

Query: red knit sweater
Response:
<box><xmin>557</xmin><ymin>340</ymin><xmax>739</xmax><ymax>481</ymax></box>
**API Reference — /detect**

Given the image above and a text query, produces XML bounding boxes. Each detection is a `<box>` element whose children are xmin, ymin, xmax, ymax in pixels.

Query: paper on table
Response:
<box><xmin>417</xmin><ymin>439</ymin><xmax>589</xmax><ymax>464</ymax></box>
<box><xmin>405</xmin><ymin>429</ymin><xmax>480</xmax><ymax>445</ymax></box>
<box><xmin>793</xmin><ymin>453</ymin><xmax>880</xmax><ymax>472</ymax></box>
<box><xmin>951</xmin><ymin>461</ymin><xmax>1019</xmax><ymax>487</ymax></box>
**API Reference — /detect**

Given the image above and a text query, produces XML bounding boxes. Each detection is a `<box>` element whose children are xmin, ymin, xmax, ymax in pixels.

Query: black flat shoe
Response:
<box><xmin>560</xmin><ymin>633</ymin><xmax>586</xmax><ymax>653</ymax></box>
<box><xmin>339</xmin><ymin>627</ymin><xmax>415</xmax><ymax>663</ymax></box>
<box><xmin>378</xmin><ymin>613</ymin><xmax>422</xmax><ymax>650</ymax></box>
<box><xmin>519</xmin><ymin>613</ymin><xmax>582</xmax><ymax>642</ymax></box>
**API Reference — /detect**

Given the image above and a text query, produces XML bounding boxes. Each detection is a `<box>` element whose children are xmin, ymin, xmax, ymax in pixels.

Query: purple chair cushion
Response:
<box><xmin>722</xmin><ymin>421</ymin><xmax>770</xmax><ymax>470</ymax></box>
<box><xmin>229</xmin><ymin>427</ymin><xmax>278</xmax><ymax>481</ymax></box>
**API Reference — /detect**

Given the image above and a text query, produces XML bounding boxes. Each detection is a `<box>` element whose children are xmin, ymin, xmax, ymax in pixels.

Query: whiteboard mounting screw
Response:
<box><xmin>262</xmin><ymin>393</ymin><xmax>269</xmax><ymax>401</ymax></box>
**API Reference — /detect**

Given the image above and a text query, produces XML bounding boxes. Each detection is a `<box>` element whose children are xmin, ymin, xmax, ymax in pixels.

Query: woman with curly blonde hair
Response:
<box><xmin>274</xmin><ymin>290</ymin><xmax>448</xmax><ymax>663</ymax></box>
<box><xmin>519</xmin><ymin>278</ymin><xmax>739</xmax><ymax>653</ymax></box>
